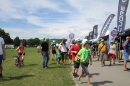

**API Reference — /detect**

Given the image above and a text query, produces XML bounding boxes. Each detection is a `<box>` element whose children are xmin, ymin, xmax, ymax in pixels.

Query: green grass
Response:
<box><xmin>0</xmin><ymin>48</ymin><xmax>75</xmax><ymax>86</ymax></box>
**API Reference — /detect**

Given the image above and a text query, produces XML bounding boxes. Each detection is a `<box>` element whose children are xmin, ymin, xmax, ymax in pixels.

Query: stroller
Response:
<box><xmin>13</xmin><ymin>55</ymin><xmax>23</xmax><ymax>67</ymax></box>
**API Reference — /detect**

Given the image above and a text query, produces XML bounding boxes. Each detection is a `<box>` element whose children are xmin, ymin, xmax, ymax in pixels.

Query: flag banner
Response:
<box><xmin>108</xmin><ymin>28</ymin><xmax>118</xmax><ymax>51</ymax></box>
<box><xmin>92</xmin><ymin>25</ymin><xmax>98</xmax><ymax>39</ymax></box>
<box><xmin>89</xmin><ymin>31</ymin><xmax>93</xmax><ymax>40</ymax></box>
<box><xmin>117</xmin><ymin>0</ymin><xmax>129</xmax><ymax>32</ymax></box>
<box><xmin>66</xmin><ymin>33</ymin><xmax>75</xmax><ymax>49</ymax></box>
<box><xmin>99</xmin><ymin>14</ymin><xmax>115</xmax><ymax>38</ymax></box>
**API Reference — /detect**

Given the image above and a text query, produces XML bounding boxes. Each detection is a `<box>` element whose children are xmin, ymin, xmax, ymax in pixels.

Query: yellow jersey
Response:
<box><xmin>98</xmin><ymin>43</ymin><xmax>107</xmax><ymax>53</ymax></box>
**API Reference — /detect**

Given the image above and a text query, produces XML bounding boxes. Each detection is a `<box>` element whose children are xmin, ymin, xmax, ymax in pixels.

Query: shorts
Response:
<box><xmin>57</xmin><ymin>57</ymin><xmax>61</xmax><ymax>61</ymax></box>
<box><xmin>61</xmin><ymin>52</ymin><xmax>67</xmax><ymax>61</ymax></box>
<box><xmin>109</xmin><ymin>53</ymin><xmax>116</xmax><ymax>58</ymax></box>
<box><xmin>52</xmin><ymin>50</ymin><xmax>56</xmax><ymax>54</ymax></box>
<box><xmin>100</xmin><ymin>53</ymin><xmax>107</xmax><ymax>60</ymax></box>
<box><xmin>81</xmin><ymin>63</ymin><xmax>89</xmax><ymax>76</ymax></box>
<box><xmin>123</xmin><ymin>54</ymin><xmax>129</xmax><ymax>60</ymax></box>
<box><xmin>74</xmin><ymin>61</ymin><xmax>80</xmax><ymax>68</ymax></box>
<box><xmin>18</xmin><ymin>52</ymin><xmax>25</xmax><ymax>56</ymax></box>
<box><xmin>0</xmin><ymin>55</ymin><xmax>3</xmax><ymax>65</ymax></box>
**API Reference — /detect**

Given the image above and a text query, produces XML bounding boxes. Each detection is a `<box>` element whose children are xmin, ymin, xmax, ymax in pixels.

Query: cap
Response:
<box><xmin>44</xmin><ymin>37</ymin><xmax>49</xmax><ymax>42</ymax></box>
<box><xmin>101</xmin><ymin>39</ymin><xmax>104</xmax><ymax>42</ymax></box>
<box><xmin>82</xmin><ymin>39</ymin><xmax>88</xmax><ymax>45</ymax></box>
<box><xmin>75</xmin><ymin>38</ymin><xmax>81</xmax><ymax>42</ymax></box>
<box><xmin>110</xmin><ymin>40</ymin><xmax>114</xmax><ymax>43</ymax></box>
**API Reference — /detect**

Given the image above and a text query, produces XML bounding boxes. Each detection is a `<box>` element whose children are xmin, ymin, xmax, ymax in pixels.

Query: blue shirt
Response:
<box><xmin>123</xmin><ymin>41</ymin><xmax>130</xmax><ymax>55</ymax></box>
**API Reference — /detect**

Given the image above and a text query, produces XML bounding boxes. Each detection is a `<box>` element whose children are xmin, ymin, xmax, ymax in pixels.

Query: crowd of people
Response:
<box><xmin>0</xmin><ymin>36</ymin><xmax>130</xmax><ymax>86</ymax></box>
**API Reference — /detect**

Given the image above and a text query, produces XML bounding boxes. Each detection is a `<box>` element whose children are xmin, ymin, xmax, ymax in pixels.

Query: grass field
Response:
<box><xmin>0</xmin><ymin>48</ymin><xmax>75</xmax><ymax>86</ymax></box>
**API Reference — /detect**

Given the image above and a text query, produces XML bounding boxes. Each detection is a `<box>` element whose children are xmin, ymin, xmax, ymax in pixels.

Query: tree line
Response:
<box><xmin>0</xmin><ymin>28</ymin><xmax>41</xmax><ymax>47</ymax></box>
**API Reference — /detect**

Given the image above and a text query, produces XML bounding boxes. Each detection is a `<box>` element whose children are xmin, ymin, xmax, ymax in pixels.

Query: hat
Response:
<box><xmin>75</xmin><ymin>38</ymin><xmax>81</xmax><ymax>42</ymax></box>
<box><xmin>110</xmin><ymin>40</ymin><xmax>114</xmax><ymax>43</ymax></box>
<box><xmin>101</xmin><ymin>39</ymin><xmax>104</xmax><ymax>42</ymax></box>
<box><xmin>82</xmin><ymin>39</ymin><xmax>88</xmax><ymax>45</ymax></box>
<box><xmin>44</xmin><ymin>37</ymin><xmax>49</xmax><ymax>42</ymax></box>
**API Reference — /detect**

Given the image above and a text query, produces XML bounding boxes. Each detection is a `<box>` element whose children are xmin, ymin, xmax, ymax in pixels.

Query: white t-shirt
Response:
<box><xmin>59</xmin><ymin>43</ymin><xmax>67</xmax><ymax>52</ymax></box>
<box><xmin>109</xmin><ymin>44</ymin><xmax>116</xmax><ymax>54</ymax></box>
<box><xmin>0</xmin><ymin>37</ymin><xmax>4</xmax><ymax>55</ymax></box>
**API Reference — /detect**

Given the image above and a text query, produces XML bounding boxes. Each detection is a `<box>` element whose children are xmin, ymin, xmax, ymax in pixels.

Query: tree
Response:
<box><xmin>27</xmin><ymin>38</ymin><xmax>35</xmax><ymax>47</ymax></box>
<box><xmin>0</xmin><ymin>28</ymin><xmax>13</xmax><ymax>44</ymax></box>
<box><xmin>14</xmin><ymin>36</ymin><xmax>20</xmax><ymax>46</ymax></box>
<box><xmin>21</xmin><ymin>39</ymin><xmax>27</xmax><ymax>46</ymax></box>
<box><xmin>34</xmin><ymin>38</ymin><xmax>40</xmax><ymax>46</ymax></box>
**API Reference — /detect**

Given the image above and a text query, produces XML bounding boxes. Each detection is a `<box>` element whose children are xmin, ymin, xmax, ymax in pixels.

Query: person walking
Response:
<box><xmin>0</xmin><ymin>37</ymin><xmax>6</xmax><ymax>78</ymax></box>
<box><xmin>41</xmin><ymin>37</ymin><xmax>50</xmax><ymax>68</ymax></box>
<box><xmin>70</xmin><ymin>38</ymin><xmax>81</xmax><ymax>78</ymax></box>
<box><xmin>98</xmin><ymin>39</ymin><xmax>108</xmax><ymax>67</ymax></box>
<box><xmin>16</xmin><ymin>43</ymin><xmax>25</xmax><ymax>65</ymax></box>
<box><xmin>108</xmin><ymin>40</ymin><xmax>116</xmax><ymax>66</ymax></box>
<box><xmin>77</xmin><ymin>40</ymin><xmax>93</xmax><ymax>86</ymax></box>
<box><xmin>59</xmin><ymin>39</ymin><xmax>68</xmax><ymax>65</ymax></box>
<box><xmin>123</xmin><ymin>36</ymin><xmax>130</xmax><ymax>71</ymax></box>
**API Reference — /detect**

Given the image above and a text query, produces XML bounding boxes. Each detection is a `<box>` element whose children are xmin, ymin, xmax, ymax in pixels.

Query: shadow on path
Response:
<box><xmin>90</xmin><ymin>73</ymin><xmax>100</xmax><ymax>78</ymax></box>
<box><xmin>82</xmin><ymin>80</ymin><xmax>113</xmax><ymax>86</ymax></box>
<box><xmin>92</xmin><ymin>80</ymin><xmax>113</xmax><ymax>86</ymax></box>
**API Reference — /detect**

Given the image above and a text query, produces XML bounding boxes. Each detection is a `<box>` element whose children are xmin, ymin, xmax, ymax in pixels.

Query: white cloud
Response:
<box><xmin>0</xmin><ymin>0</ymin><xmax>130</xmax><ymax>39</ymax></box>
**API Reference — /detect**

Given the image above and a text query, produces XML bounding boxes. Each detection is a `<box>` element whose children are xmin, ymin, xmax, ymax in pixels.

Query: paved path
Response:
<box><xmin>72</xmin><ymin>58</ymin><xmax>130</xmax><ymax>86</ymax></box>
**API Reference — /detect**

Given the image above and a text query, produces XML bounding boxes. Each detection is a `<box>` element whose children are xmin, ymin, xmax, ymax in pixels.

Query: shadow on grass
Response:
<box><xmin>25</xmin><ymin>64</ymin><xmax>38</xmax><ymax>66</ymax></box>
<box><xmin>48</xmin><ymin>66</ymin><xmax>67</xmax><ymax>69</ymax></box>
<box><xmin>1</xmin><ymin>75</ymin><xmax>35</xmax><ymax>81</ymax></box>
<box><xmin>82</xmin><ymin>80</ymin><xmax>113</xmax><ymax>86</ymax></box>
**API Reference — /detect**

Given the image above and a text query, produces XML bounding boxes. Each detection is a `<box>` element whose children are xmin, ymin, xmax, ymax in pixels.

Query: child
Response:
<box><xmin>56</xmin><ymin>48</ymin><xmax>61</xmax><ymax>64</ymax></box>
<box><xmin>77</xmin><ymin>40</ymin><xmax>93</xmax><ymax>86</ymax></box>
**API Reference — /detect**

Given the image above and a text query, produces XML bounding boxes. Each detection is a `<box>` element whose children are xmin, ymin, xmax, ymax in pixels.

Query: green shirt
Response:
<box><xmin>56</xmin><ymin>52</ymin><xmax>61</xmax><ymax>58</ymax></box>
<box><xmin>78</xmin><ymin>48</ymin><xmax>90</xmax><ymax>63</ymax></box>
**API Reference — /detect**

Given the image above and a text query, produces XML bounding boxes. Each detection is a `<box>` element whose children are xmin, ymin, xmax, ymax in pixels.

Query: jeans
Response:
<box><xmin>42</xmin><ymin>51</ymin><xmax>49</xmax><ymax>68</ymax></box>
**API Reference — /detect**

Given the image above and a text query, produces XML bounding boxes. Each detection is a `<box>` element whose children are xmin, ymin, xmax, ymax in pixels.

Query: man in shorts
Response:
<box><xmin>0</xmin><ymin>37</ymin><xmax>6</xmax><ymax>78</ymax></box>
<box><xmin>98</xmin><ymin>39</ymin><xmax>108</xmax><ymax>67</ymax></box>
<box><xmin>123</xmin><ymin>36</ymin><xmax>130</xmax><ymax>71</ymax></box>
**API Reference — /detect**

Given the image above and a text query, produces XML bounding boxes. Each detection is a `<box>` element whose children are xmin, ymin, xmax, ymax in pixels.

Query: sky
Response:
<box><xmin>0</xmin><ymin>0</ymin><xmax>130</xmax><ymax>39</ymax></box>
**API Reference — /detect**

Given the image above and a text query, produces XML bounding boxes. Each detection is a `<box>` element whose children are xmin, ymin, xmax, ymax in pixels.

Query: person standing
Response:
<box><xmin>59</xmin><ymin>39</ymin><xmax>68</xmax><ymax>65</ymax></box>
<box><xmin>123</xmin><ymin>36</ymin><xmax>130</xmax><ymax>71</ymax></box>
<box><xmin>70</xmin><ymin>38</ymin><xmax>81</xmax><ymax>78</ymax></box>
<box><xmin>51</xmin><ymin>41</ymin><xmax>56</xmax><ymax>60</ymax></box>
<box><xmin>41</xmin><ymin>37</ymin><xmax>50</xmax><ymax>68</ymax></box>
<box><xmin>77</xmin><ymin>40</ymin><xmax>92</xmax><ymax>86</ymax></box>
<box><xmin>98</xmin><ymin>39</ymin><xmax>108</xmax><ymax>67</ymax></box>
<box><xmin>108</xmin><ymin>40</ymin><xmax>116</xmax><ymax>66</ymax></box>
<box><xmin>0</xmin><ymin>37</ymin><xmax>6</xmax><ymax>78</ymax></box>
<box><xmin>16</xmin><ymin>43</ymin><xmax>25</xmax><ymax>65</ymax></box>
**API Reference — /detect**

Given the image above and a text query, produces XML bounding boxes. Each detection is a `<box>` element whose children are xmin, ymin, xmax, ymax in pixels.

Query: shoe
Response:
<box><xmin>109</xmin><ymin>64</ymin><xmax>112</xmax><ymax>66</ymax></box>
<box><xmin>113</xmin><ymin>63</ymin><xmax>115</xmax><ymax>65</ymax></box>
<box><xmin>73</xmin><ymin>72</ymin><xmax>75</xmax><ymax>76</ymax></box>
<box><xmin>0</xmin><ymin>74</ymin><xmax>2</xmax><ymax>78</ymax></box>
<box><xmin>77</xmin><ymin>80</ymin><xmax>82</xmax><ymax>84</ymax></box>
<box><xmin>103</xmin><ymin>62</ymin><xmax>105</xmax><ymax>66</ymax></box>
<box><xmin>88</xmin><ymin>84</ymin><xmax>93</xmax><ymax>86</ymax></box>
<box><xmin>101</xmin><ymin>64</ymin><xmax>104</xmax><ymax>67</ymax></box>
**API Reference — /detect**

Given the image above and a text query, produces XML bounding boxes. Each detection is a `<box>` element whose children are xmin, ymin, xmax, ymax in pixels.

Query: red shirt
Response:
<box><xmin>70</xmin><ymin>44</ymin><xmax>81</xmax><ymax>61</ymax></box>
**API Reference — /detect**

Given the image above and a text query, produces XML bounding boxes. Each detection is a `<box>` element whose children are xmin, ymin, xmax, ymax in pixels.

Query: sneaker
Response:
<box><xmin>88</xmin><ymin>84</ymin><xmax>93</xmax><ymax>86</ymax></box>
<box><xmin>101</xmin><ymin>64</ymin><xmax>104</xmax><ymax>67</ymax></box>
<box><xmin>0</xmin><ymin>74</ymin><xmax>2</xmax><ymax>78</ymax></box>
<box><xmin>77</xmin><ymin>80</ymin><xmax>82</xmax><ymax>84</ymax></box>
<box><xmin>73</xmin><ymin>72</ymin><xmax>75</xmax><ymax>76</ymax></box>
